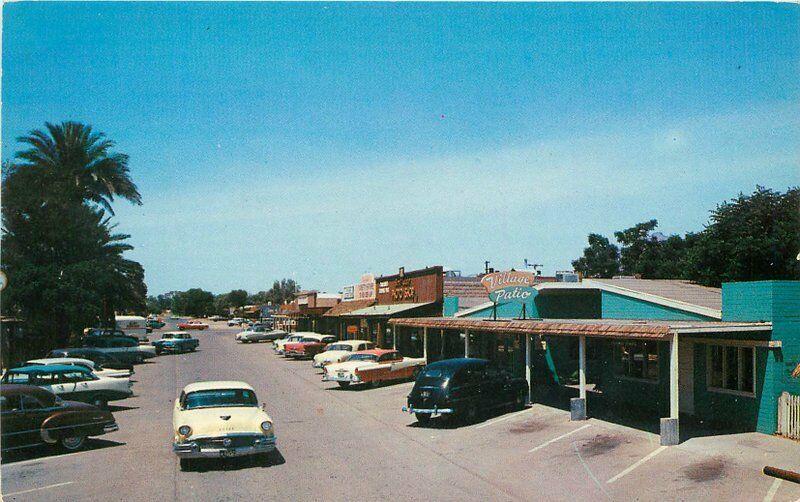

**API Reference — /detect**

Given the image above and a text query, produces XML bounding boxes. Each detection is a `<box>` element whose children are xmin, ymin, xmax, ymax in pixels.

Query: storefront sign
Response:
<box><xmin>346</xmin><ymin>325</ymin><xmax>358</xmax><ymax>335</ymax></box>
<box><xmin>392</xmin><ymin>278</ymin><xmax>416</xmax><ymax>302</ymax></box>
<box><xmin>481</xmin><ymin>270</ymin><xmax>537</xmax><ymax>304</ymax></box>
<box><xmin>342</xmin><ymin>285</ymin><xmax>355</xmax><ymax>301</ymax></box>
<box><xmin>355</xmin><ymin>274</ymin><xmax>376</xmax><ymax>301</ymax></box>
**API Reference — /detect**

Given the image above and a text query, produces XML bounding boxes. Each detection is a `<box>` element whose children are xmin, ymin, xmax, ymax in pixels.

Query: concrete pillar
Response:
<box><xmin>571</xmin><ymin>335</ymin><xmax>588</xmax><ymax>421</ymax></box>
<box><xmin>464</xmin><ymin>330</ymin><xmax>470</xmax><ymax>358</ymax></box>
<box><xmin>525</xmin><ymin>334</ymin><xmax>532</xmax><ymax>405</ymax></box>
<box><xmin>661</xmin><ymin>334</ymin><xmax>680</xmax><ymax>446</ymax></box>
<box><xmin>423</xmin><ymin>327</ymin><xmax>428</xmax><ymax>362</ymax></box>
<box><xmin>393</xmin><ymin>324</ymin><xmax>397</xmax><ymax>350</ymax></box>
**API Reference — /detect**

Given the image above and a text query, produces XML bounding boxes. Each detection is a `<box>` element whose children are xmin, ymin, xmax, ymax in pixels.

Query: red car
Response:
<box><xmin>177</xmin><ymin>320</ymin><xmax>209</xmax><ymax>330</ymax></box>
<box><xmin>284</xmin><ymin>334</ymin><xmax>337</xmax><ymax>359</ymax></box>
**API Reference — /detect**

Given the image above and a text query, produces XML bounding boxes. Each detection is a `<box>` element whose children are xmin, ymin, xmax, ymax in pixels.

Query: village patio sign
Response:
<box><xmin>480</xmin><ymin>270</ymin><xmax>537</xmax><ymax>304</ymax></box>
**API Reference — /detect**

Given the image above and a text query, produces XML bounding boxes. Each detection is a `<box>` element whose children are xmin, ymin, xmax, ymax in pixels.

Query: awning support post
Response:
<box><xmin>660</xmin><ymin>334</ymin><xmax>680</xmax><ymax>446</ymax></box>
<box><xmin>393</xmin><ymin>324</ymin><xmax>397</xmax><ymax>350</ymax></box>
<box><xmin>571</xmin><ymin>335</ymin><xmax>587</xmax><ymax>420</ymax></box>
<box><xmin>525</xmin><ymin>334</ymin><xmax>532</xmax><ymax>405</ymax></box>
<box><xmin>464</xmin><ymin>330</ymin><xmax>470</xmax><ymax>358</ymax></box>
<box><xmin>423</xmin><ymin>327</ymin><xmax>428</xmax><ymax>362</ymax></box>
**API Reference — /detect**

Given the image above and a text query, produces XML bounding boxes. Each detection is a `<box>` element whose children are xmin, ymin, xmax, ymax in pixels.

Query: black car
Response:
<box><xmin>47</xmin><ymin>348</ymin><xmax>134</xmax><ymax>373</ymax></box>
<box><xmin>405</xmin><ymin>358</ymin><xmax>528</xmax><ymax>424</ymax></box>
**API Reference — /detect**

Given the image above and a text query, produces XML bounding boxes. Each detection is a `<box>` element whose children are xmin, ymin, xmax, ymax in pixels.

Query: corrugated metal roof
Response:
<box><xmin>323</xmin><ymin>299</ymin><xmax>376</xmax><ymax>317</ymax></box>
<box><xmin>348</xmin><ymin>302</ymin><xmax>434</xmax><ymax>317</ymax></box>
<box><xmin>389</xmin><ymin>317</ymin><xmax>770</xmax><ymax>340</ymax></box>
<box><xmin>588</xmin><ymin>278</ymin><xmax>722</xmax><ymax>311</ymax></box>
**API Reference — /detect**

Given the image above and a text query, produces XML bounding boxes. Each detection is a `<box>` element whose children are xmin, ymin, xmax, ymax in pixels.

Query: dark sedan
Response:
<box><xmin>0</xmin><ymin>385</ymin><xmax>118</xmax><ymax>452</ymax></box>
<box><xmin>47</xmin><ymin>348</ymin><xmax>134</xmax><ymax>374</ymax></box>
<box><xmin>404</xmin><ymin>358</ymin><xmax>528</xmax><ymax>424</ymax></box>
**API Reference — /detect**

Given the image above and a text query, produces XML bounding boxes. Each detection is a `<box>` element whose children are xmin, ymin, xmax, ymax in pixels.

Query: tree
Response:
<box><xmin>171</xmin><ymin>289</ymin><xmax>215</xmax><ymax>317</ymax></box>
<box><xmin>227</xmin><ymin>289</ymin><xmax>248</xmax><ymax>308</ymax></box>
<box><xmin>571</xmin><ymin>234</ymin><xmax>620</xmax><ymax>278</ymax></box>
<box><xmin>687</xmin><ymin>186</ymin><xmax>800</xmax><ymax>286</ymax></box>
<box><xmin>264</xmin><ymin>279</ymin><xmax>300</xmax><ymax>305</ymax></box>
<box><xmin>614</xmin><ymin>220</ymin><xmax>660</xmax><ymax>276</ymax></box>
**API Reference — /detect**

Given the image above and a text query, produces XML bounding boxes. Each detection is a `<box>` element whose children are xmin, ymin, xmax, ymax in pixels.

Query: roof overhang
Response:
<box><xmin>348</xmin><ymin>302</ymin><xmax>434</xmax><ymax>317</ymax></box>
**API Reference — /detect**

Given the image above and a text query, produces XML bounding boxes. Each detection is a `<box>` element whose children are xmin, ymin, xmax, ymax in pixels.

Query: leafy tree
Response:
<box><xmin>264</xmin><ymin>279</ymin><xmax>300</xmax><ymax>305</ymax></box>
<box><xmin>614</xmin><ymin>220</ymin><xmax>660</xmax><ymax>276</ymax></box>
<box><xmin>687</xmin><ymin>186</ymin><xmax>800</xmax><ymax>286</ymax></box>
<box><xmin>227</xmin><ymin>289</ymin><xmax>248</xmax><ymax>308</ymax></box>
<box><xmin>171</xmin><ymin>289</ymin><xmax>215</xmax><ymax>317</ymax></box>
<box><xmin>571</xmin><ymin>234</ymin><xmax>620</xmax><ymax>278</ymax></box>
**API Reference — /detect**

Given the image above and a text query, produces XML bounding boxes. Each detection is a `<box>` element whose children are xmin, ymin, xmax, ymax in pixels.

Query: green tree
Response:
<box><xmin>171</xmin><ymin>289</ymin><xmax>215</xmax><ymax>317</ymax></box>
<box><xmin>687</xmin><ymin>186</ymin><xmax>800</xmax><ymax>286</ymax></box>
<box><xmin>571</xmin><ymin>234</ymin><xmax>620</xmax><ymax>278</ymax></box>
<box><xmin>227</xmin><ymin>289</ymin><xmax>248</xmax><ymax>308</ymax></box>
<box><xmin>264</xmin><ymin>279</ymin><xmax>300</xmax><ymax>305</ymax></box>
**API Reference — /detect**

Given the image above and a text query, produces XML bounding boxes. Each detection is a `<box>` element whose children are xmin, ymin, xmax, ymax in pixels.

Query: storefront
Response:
<box><xmin>391</xmin><ymin>277</ymin><xmax>800</xmax><ymax>446</ymax></box>
<box><xmin>324</xmin><ymin>274</ymin><xmax>377</xmax><ymax>340</ymax></box>
<box><xmin>276</xmin><ymin>291</ymin><xmax>340</xmax><ymax>333</ymax></box>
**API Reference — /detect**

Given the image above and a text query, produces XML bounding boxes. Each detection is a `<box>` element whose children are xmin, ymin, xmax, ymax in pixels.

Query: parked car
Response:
<box><xmin>312</xmin><ymin>340</ymin><xmax>375</xmax><ymax>368</ymax></box>
<box><xmin>172</xmin><ymin>381</ymin><xmax>276</xmax><ymax>470</ymax></box>
<box><xmin>178</xmin><ymin>320</ymin><xmax>209</xmax><ymax>331</ymax></box>
<box><xmin>146</xmin><ymin>318</ymin><xmax>166</xmax><ymax>330</ymax></box>
<box><xmin>153</xmin><ymin>332</ymin><xmax>199</xmax><ymax>354</ymax></box>
<box><xmin>81</xmin><ymin>335</ymin><xmax>156</xmax><ymax>364</ymax></box>
<box><xmin>26</xmin><ymin>357</ymin><xmax>132</xmax><ymax>379</ymax></box>
<box><xmin>115</xmin><ymin>315</ymin><xmax>149</xmax><ymax>341</ymax></box>
<box><xmin>404</xmin><ymin>358</ymin><xmax>528</xmax><ymax>424</ymax></box>
<box><xmin>1</xmin><ymin>364</ymin><xmax>133</xmax><ymax>409</ymax></box>
<box><xmin>284</xmin><ymin>334</ymin><xmax>337</xmax><ymax>359</ymax></box>
<box><xmin>208</xmin><ymin>315</ymin><xmax>227</xmax><ymax>322</ymax></box>
<box><xmin>84</xmin><ymin>328</ymin><xmax>126</xmax><ymax>338</ymax></box>
<box><xmin>47</xmin><ymin>348</ymin><xmax>134</xmax><ymax>373</ymax></box>
<box><xmin>322</xmin><ymin>349</ymin><xmax>426</xmax><ymax>388</ymax></box>
<box><xmin>0</xmin><ymin>384</ymin><xmax>119</xmax><ymax>452</ymax></box>
<box><xmin>227</xmin><ymin>318</ymin><xmax>246</xmax><ymax>327</ymax></box>
<box><xmin>273</xmin><ymin>333</ymin><xmax>307</xmax><ymax>354</ymax></box>
<box><xmin>235</xmin><ymin>326</ymin><xmax>286</xmax><ymax>343</ymax></box>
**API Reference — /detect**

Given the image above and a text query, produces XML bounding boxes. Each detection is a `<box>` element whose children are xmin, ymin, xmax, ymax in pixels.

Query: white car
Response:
<box><xmin>227</xmin><ymin>318</ymin><xmax>246</xmax><ymax>327</ymax></box>
<box><xmin>236</xmin><ymin>327</ymin><xmax>286</xmax><ymax>343</ymax></box>
<box><xmin>2</xmin><ymin>364</ymin><xmax>133</xmax><ymax>408</ymax></box>
<box><xmin>322</xmin><ymin>349</ymin><xmax>426</xmax><ymax>388</ymax></box>
<box><xmin>25</xmin><ymin>357</ymin><xmax>133</xmax><ymax>379</ymax></box>
<box><xmin>312</xmin><ymin>340</ymin><xmax>375</xmax><ymax>368</ymax></box>
<box><xmin>172</xmin><ymin>381</ymin><xmax>276</xmax><ymax>470</ymax></box>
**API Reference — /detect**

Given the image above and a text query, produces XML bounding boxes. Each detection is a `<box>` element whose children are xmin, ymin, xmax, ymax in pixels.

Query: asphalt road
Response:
<box><xmin>4</xmin><ymin>322</ymin><xmax>800</xmax><ymax>501</ymax></box>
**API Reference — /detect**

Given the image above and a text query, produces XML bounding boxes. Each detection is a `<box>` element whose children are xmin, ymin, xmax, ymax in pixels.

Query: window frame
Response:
<box><xmin>613</xmin><ymin>341</ymin><xmax>660</xmax><ymax>384</ymax></box>
<box><xmin>706</xmin><ymin>343</ymin><xmax>756</xmax><ymax>398</ymax></box>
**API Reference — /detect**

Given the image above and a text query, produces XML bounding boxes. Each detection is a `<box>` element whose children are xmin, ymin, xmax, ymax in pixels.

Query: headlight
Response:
<box><xmin>178</xmin><ymin>425</ymin><xmax>192</xmax><ymax>437</ymax></box>
<box><xmin>260</xmin><ymin>421</ymin><xmax>272</xmax><ymax>432</ymax></box>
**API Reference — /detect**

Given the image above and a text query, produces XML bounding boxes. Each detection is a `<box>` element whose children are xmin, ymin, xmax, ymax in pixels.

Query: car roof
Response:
<box><xmin>297</xmin><ymin>334</ymin><xmax>332</xmax><ymax>341</ymax></box>
<box><xmin>182</xmin><ymin>381</ymin><xmax>255</xmax><ymax>393</ymax></box>
<box><xmin>26</xmin><ymin>358</ymin><xmax>94</xmax><ymax>366</ymax></box>
<box><xmin>353</xmin><ymin>348</ymin><xmax>398</xmax><ymax>357</ymax></box>
<box><xmin>426</xmin><ymin>357</ymin><xmax>488</xmax><ymax>370</ymax></box>
<box><xmin>1</xmin><ymin>384</ymin><xmax>57</xmax><ymax>398</ymax></box>
<box><xmin>9</xmin><ymin>364</ymin><xmax>92</xmax><ymax>374</ymax></box>
<box><xmin>162</xmin><ymin>331</ymin><xmax>189</xmax><ymax>336</ymax></box>
<box><xmin>329</xmin><ymin>340</ymin><xmax>370</xmax><ymax>347</ymax></box>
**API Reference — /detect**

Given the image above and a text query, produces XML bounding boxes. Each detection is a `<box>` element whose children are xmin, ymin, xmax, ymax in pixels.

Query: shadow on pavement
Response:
<box><xmin>406</xmin><ymin>405</ymin><xmax>532</xmax><ymax>430</ymax></box>
<box><xmin>1</xmin><ymin>438</ymin><xmax>126</xmax><ymax>465</ymax></box>
<box><xmin>107</xmin><ymin>404</ymin><xmax>139</xmax><ymax>412</ymax></box>
<box><xmin>184</xmin><ymin>450</ymin><xmax>286</xmax><ymax>472</ymax></box>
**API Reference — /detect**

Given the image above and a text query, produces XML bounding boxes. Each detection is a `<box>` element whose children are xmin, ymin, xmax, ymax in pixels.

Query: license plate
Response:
<box><xmin>421</xmin><ymin>391</ymin><xmax>430</xmax><ymax>398</ymax></box>
<box><xmin>338</xmin><ymin>372</ymin><xmax>345</xmax><ymax>378</ymax></box>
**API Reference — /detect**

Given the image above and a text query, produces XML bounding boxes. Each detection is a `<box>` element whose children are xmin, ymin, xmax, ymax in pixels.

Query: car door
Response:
<box><xmin>18</xmin><ymin>393</ymin><xmax>54</xmax><ymax>445</ymax></box>
<box><xmin>0</xmin><ymin>394</ymin><xmax>29</xmax><ymax>450</ymax></box>
<box><xmin>481</xmin><ymin>364</ymin><xmax>505</xmax><ymax>408</ymax></box>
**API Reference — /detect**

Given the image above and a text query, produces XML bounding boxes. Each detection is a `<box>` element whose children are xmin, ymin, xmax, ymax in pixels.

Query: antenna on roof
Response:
<box><xmin>524</xmin><ymin>259</ymin><xmax>543</xmax><ymax>276</ymax></box>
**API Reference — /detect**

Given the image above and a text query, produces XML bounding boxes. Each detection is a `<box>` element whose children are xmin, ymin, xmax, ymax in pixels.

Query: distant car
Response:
<box><xmin>1</xmin><ymin>364</ymin><xmax>133</xmax><ymax>409</ymax></box>
<box><xmin>0</xmin><ymin>384</ymin><xmax>119</xmax><ymax>452</ymax></box>
<box><xmin>312</xmin><ymin>340</ymin><xmax>375</xmax><ymax>368</ymax></box>
<box><xmin>47</xmin><ymin>348</ymin><xmax>134</xmax><ymax>373</ymax></box>
<box><xmin>146</xmin><ymin>319</ymin><xmax>166</xmax><ymax>330</ymax></box>
<box><xmin>273</xmin><ymin>333</ymin><xmax>307</xmax><ymax>354</ymax></box>
<box><xmin>322</xmin><ymin>349</ymin><xmax>426</xmax><ymax>388</ymax></box>
<box><xmin>235</xmin><ymin>327</ymin><xmax>286</xmax><ymax>343</ymax></box>
<box><xmin>178</xmin><ymin>320</ymin><xmax>209</xmax><ymax>330</ymax></box>
<box><xmin>284</xmin><ymin>334</ymin><xmax>337</xmax><ymax>359</ymax></box>
<box><xmin>81</xmin><ymin>335</ymin><xmax>156</xmax><ymax>364</ymax></box>
<box><xmin>227</xmin><ymin>318</ymin><xmax>246</xmax><ymax>327</ymax></box>
<box><xmin>152</xmin><ymin>332</ymin><xmax>199</xmax><ymax>354</ymax></box>
<box><xmin>26</xmin><ymin>357</ymin><xmax>132</xmax><ymax>379</ymax></box>
<box><xmin>208</xmin><ymin>315</ymin><xmax>227</xmax><ymax>322</ymax></box>
<box><xmin>172</xmin><ymin>381</ymin><xmax>276</xmax><ymax>470</ymax></box>
<box><xmin>404</xmin><ymin>358</ymin><xmax>528</xmax><ymax>424</ymax></box>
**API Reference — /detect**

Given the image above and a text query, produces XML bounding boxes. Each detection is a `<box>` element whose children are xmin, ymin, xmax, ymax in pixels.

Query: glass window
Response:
<box><xmin>21</xmin><ymin>394</ymin><xmax>44</xmax><ymax>409</ymax></box>
<box><xmin>1</xmin><ymin>395</ymin><xmax>21</xmax><ymax>411</ymax></box>
<box><xmin>184</xmin><ymin>389</ymin><xmax>258</xmax><ymax>410</ymax></box>
<box><xmin>614</xmin><ymin>341</ymin><xmax>659</xmax><ymax>381</ymax></box>
<box><xmin>3</xmin><ymin>373</ymin><xmax>30</xmax><ymax>384</ymax></box>
<box><xmin>707</xmin><ymin>344</ymin><xmax>755</xmax><ymax>395</ymax></box>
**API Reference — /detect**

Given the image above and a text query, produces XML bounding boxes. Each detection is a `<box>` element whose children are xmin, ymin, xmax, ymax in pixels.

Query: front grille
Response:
<box><xmin>195</xmin><ymin>435</ymin><xmax>262</xmax><ymax>448</ymax></box>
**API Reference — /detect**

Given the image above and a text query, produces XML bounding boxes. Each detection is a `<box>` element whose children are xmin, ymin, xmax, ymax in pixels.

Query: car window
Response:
<box><xmin>33</xmin><ymin>372</ymin><xmax>58</xmax><ymax>385</ymax></box>
<box><xmin>0</xmin><ymin>395</ymin><xmax>21</xmax><ymax>412</ymax></box>
<box><xmin>322</xmin><ymin>337</ymin><xmax>336</xmax><ymax>343</ymax></box>
<box><xmin>3</xmin><ymin>372</ymin><xmax>29</xmax><ymax>384</ymax></box>
<box><xmin>379</xmin><ymin>352</ymin><xmax>400</xmax><ymax>362</ymax></box>
<box><xmin>21</xmin><ymin>393</ymin><xmax>45</xmax><ymax>410</ymax></box>
<box><xmin>61</xmin><ymin>371</ymin><xmax>89</xmax><ymax>383</ymax></box>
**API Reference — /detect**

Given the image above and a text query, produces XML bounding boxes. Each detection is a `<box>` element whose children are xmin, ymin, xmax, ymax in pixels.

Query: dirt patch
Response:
<box><xmin>579</xmin><ymin>434</ymin><xmax>625</xmax><ymax>457</ymax></box>
<box><xmin>508</xmin><ymin>419</ymin><xmax>550</xmax><ymax>434</ymax></box>
<box><xmin>684</xmin><ymin>456</ymin><xmax>728</xmax><ymax>482</ymax></box>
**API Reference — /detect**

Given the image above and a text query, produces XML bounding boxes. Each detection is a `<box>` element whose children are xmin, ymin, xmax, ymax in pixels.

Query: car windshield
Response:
<box><xmin>327</xmin><ymin>344</ymin><xmax>351</xmax><ymax>352</ymax></box>
<box><xmin>347</xmin><ymin>354</ymin><xmax>378</xmax><ymax>362</ymax></box>
<box><xmin>301</xmin><ymin>338</ymin><xmax>318</xmax><ymax>343</ymax></box>
<box><xmin>184</xmin><ymin>389</ymin><xmax>258</xmax><ymax>410</ymax></box>
<box><xmin>162</xmin><ymin>334</ymin><xmax>174</xmax><ymax>339</ymax></box>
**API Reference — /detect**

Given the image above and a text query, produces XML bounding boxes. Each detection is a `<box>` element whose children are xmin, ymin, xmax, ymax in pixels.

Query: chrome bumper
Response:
<box><xmin>103</xmin><ymin>422</ymin><xmax>120</xmax><ymax>433</ymax></box>
<box><xmin>173</xmin><ymin>436</ymin><xmax>276</xmax><ymax>459</ymax></box>
<box><xmin>322</xmin><ymin>373</ymin><xmax>360</xmax><ymax>383</ymax></box>
<box><xmin>402</xmin><ymin>405</ymin><xmax>454</xmax><ymax>415</ymax></box>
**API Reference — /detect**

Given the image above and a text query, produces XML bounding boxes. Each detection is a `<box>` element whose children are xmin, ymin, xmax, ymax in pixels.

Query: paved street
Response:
<box><xmin>3</xmin><ymin>322</ymin><xmax>800</xmax><ymax>501</ymax></box>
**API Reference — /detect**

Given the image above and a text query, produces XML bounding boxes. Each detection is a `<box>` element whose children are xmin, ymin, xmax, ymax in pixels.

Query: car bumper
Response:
<box><xmin>402</xmin><ymin>405</ymin><xmax>454</xmax><ymax>416</ymax></box>
<box><xmin>173</xmin><ymin>436</ymin><xmax>277</xmax><ymax>459</ymax></box>
<box><xmin>322</xmin><ymin>373</ymin><xmax>361</xmax><ymax>383</ymax></box>
<box><xmin>103</xmin><ymin>422</ymin><xmax>120</xmax><ymax>433</ymax></box>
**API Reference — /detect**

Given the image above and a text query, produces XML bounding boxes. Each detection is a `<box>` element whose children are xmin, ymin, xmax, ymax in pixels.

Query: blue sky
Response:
<box><xmin>3</xmin><ymin>3</ymin><xmax>798</xmax><ymax>295</ymax></box>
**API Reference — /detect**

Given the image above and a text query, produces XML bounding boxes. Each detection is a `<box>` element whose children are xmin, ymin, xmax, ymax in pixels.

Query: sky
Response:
<box><xmin>3</xmin><ymin>2</ymin><xmax>799</xmax><ymax>296</ymax></box>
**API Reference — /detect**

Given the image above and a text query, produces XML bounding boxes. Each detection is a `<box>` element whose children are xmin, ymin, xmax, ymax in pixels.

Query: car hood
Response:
<box><xmin>176</xmin><ymin>407</ymin><xmax>272</xmax><ymax>437</ymax></box>
<box><xmin>326</xmin><ymin>360</ymin><xmax>377</xmax><ymax>373</ymax></box>
<box><xmin>314</xmin><ymin>350</ymin><xmax>349</xmax><ymax>362</ymax></box>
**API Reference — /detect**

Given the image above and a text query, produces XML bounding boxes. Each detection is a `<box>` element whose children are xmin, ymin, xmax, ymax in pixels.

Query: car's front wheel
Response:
<box><xmin>415</xmin><ymin>413</ymin><xmax>431</xmax><ymax>425</ymax></box>
<box><xmin>59</xmin><ymin>435</ymin><xmax>86</xmax><ymax>451</ymax></box>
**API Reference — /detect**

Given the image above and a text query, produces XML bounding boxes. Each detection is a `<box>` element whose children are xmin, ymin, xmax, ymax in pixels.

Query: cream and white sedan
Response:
<box><xmin>322</xmin><ymin>349</ymin><xmax>426</xmax><ymax>388</ymax></box>
<box><xmin>312</xmin><ymin>340</ymin><xmax>375</xmax><ymax>368</ymax></box>
<box><xmin>172</xmin><ymin>381</ymin><xmax>276</xmax><ymax>469</ymax></box>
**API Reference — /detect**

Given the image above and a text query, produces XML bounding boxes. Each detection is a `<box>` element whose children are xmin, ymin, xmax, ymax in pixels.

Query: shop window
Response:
<box><xmin>613</xmin><ymin>341</ymin><xmax>659</xmax><ymax>382</ymax></box>
<box><xmin>707</xmin><ymin>345</ymin><xmax>755</xmax><ymax>396</ymax></box>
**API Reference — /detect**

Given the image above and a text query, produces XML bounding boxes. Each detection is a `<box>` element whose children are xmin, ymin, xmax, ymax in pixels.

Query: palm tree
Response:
<box><xmin>15</xmin><ymin>121</ymin><xmax>142</xmax><ymax>214</ymax></box>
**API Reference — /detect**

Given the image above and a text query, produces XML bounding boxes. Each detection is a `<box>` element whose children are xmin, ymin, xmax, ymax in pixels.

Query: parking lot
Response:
<box><xmin>3</xmin><ymin>322</ymin><xmax>800</xmax><ymax>501</ymax></box>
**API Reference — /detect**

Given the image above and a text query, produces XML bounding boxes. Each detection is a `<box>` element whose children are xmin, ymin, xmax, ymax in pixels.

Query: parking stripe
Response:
<box><xmin>475</xmin><ymin>407</ymin><xmax>537</xmax><ymax>429</ymax></box>
<box><xmin>763</xmin><ymin>478</ymin><xmax>782</xmax><ymax>502</ymax></box>
<box><xmin>4</xmin><ymin>481</ymin><xmax>74</xmax><ymax>497</ymax></box>
<box><xmin>529</xmin><ymin>423</ymin><xmax>592</xmax><ymax>453</ymax></box>
<box><xmin>606</xmin><ymin>446</ymin><xmax>667</xmax><ymax>484</ymax></box>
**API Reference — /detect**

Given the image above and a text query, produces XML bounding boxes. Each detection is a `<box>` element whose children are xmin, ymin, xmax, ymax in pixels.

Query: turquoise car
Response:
<box><xmin>152</xmin><ymin>332</ymin><xmax>199</xmax><ymax>354</ymax></box>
